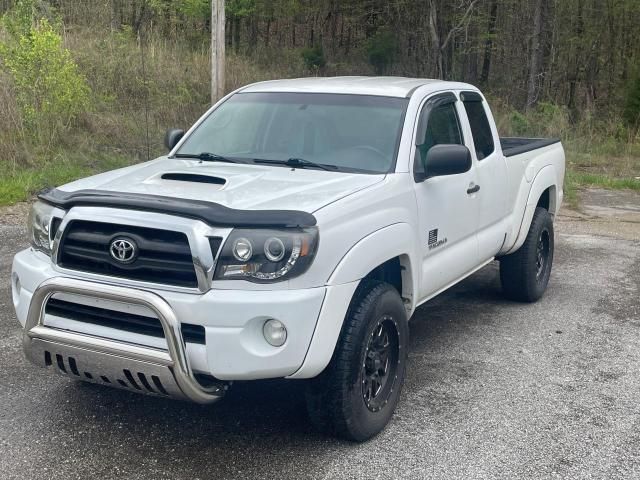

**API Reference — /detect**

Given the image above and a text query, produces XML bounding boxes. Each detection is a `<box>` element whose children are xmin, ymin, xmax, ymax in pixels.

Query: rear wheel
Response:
<box><xmin>305</xmin><ymin>282</ymin><xmax>409</xmax><ymax>442</ymax></box>
<box><xmin>500</xmin><ymin>207</ymin><xmax>554</xmax><ymax>302</ymax></box>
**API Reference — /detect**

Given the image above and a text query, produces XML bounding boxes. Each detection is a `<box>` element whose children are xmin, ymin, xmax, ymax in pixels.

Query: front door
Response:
<box><xmin>412</xmin><ymin>92</ymin><xmax>480</xmax><ymax>301</ymax></box>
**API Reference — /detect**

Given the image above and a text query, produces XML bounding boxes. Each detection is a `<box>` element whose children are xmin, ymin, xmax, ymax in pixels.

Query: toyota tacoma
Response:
<box><xmin>11</xmin><ymin>77</ymin><xmax>565</xmax><ymax>441</ymax></box>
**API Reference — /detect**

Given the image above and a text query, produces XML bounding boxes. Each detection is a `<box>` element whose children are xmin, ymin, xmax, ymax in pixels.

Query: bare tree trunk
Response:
<box><xmin>464</xmin><ymin>21</ymin><xmax>479</xmax><ymax>82</ymax></box>
<box><xmin>110</xmin><ymin>0</ymin><xmax>121</xmax><ymax>30</ymax></box>
<box><xmin>233</xmin><ymin>17</ymin><xmax>241</xmax><ymax>53</ymax></box>
<box><xmin>585</xmin><ymin>39</ymin><xmax>598</xmax><ymax>110</ymax></box>
<box><xmin>265</xmin><ymin>18</ymin><xmax>271</xmax><ymax>47</ymax></box>
<box><xmin>211</xmin><ymin>0</ymin><xmax>226</xmax><ymax>103</ymax></box>
<box><xmin>248</xmin><ymin>15</ymin><xmax>258</xmax><ymax>53</ymax></box>
<box><xmin>567</xmin><ymin>0</ymin><xmax>583</xmax><ymax>118</ymax></box>
<box><xmin>133</xmin><ymin>0</ymin><xmax>148</xmax><ymax>35</ymax></box>
<box><xmin>428</xmin><ymin>0</ymin><xmax>444</xmax><ymax>77</ymax></box>
<box><xmin>345</xmin><ymin>26</ymin><xmax>351</xmax><ymax>54</ymax></box>
<box><xmin>526</xmin><ymin>0</ymin><xmax>544</xmax><ymax>109</ymax></box>
<box><xmin>480</xmin><ymin>0</ymin><xmax>498</xmax><ymax>85</ymax></box>
<box><xmin>428</xmin><ymin>0</ymin><xmax>479</xmax><ymax>79</ymax></box>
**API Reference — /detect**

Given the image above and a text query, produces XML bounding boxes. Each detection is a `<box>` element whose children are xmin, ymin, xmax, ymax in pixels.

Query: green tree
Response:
<box><xmin>178</xmin><ymin>0</ymin><xmax>210</xmax><ymax>19</ymax></box>
<box><xmin>623</xmin><ymin>74</ymin><xmax>640</xmax><ymax>133</ymax></box>
<box><xmin>366</xmin><ymin>29</ymin><xmax>397</xmax><ymax>75</ymax></box>
<box><xmin>0</xmin><ymin>0</ymin><xmax>90</xmax><ymax>146</ymax></box>
<box><xmin>301</xmin><ymin>44</ymin><xmax>326</xmax><ymax>73</ymax></box>
<box><xmin>227</xmin><ymin>0</ymin><xmax>256</xmax><ymax>53</ymax></box>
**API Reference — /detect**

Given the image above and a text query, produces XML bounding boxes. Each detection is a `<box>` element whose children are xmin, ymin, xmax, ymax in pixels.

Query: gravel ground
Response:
<box><xmin>1</xmin><ymin>189</ymin><xmax>639</xmax><ymax>480</ymax></box>
<box><xmin>0</xmin><ymin>202</ymin><xmax>31</xmax><ymax>226</ymax></box>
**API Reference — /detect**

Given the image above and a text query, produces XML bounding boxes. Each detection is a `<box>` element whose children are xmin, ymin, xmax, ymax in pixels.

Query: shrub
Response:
<box><xmin>301</xmin><ymin>44</ymin><xmax>326</xmax><ymax>73</ymax></box>
<box><xmin>366</xmin><ymin>30</ymin><xmax>397</xmax><ymax>75</ymax></box>
<box><xmin>0</xmin><ymin>0</ymin><xmax>90</xmax><ymax>146</ymax></box>
<box><xmin>533</xmin><ymin>102</ymin><xmax>570</xmax><ymax>137</ymax></box>
<box><xmin>0</xmin><ymin>70</ymin><xmax>24</xmax><ymax>167</ymax></box>
<box><xmin>509</xmin><ymin>111</ymin><xmax>530</xmax><ymax>136</ymax></box>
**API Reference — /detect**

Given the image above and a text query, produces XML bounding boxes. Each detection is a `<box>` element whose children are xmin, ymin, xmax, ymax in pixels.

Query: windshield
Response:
<box><xmin>175</xmin><ymin>92</ymin><xmax>409</xmax><ymax>174</ymax></box>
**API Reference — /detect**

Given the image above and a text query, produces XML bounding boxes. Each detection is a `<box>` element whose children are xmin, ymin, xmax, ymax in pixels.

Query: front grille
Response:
<box><xmin>46</xmin><ymin>298</ymin><xmax>206</xmax><ymax>345</ymax></box>
<box><xmin>58</xmin><ymin>220</ymin><xmax>202</xmax><ymax>288</ymax></box>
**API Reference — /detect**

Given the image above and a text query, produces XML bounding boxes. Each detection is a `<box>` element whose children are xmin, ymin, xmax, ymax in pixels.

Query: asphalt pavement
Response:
<box><xmin>1</xmin><ymin>190</ymin><xmax>639</xmax><ymax>480</ymax></box>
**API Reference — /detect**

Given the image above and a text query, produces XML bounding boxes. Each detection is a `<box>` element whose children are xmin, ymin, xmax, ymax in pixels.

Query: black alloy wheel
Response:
<box><xmin>362</xmin><ymin>316</ymin><xmax>400</xmax><ymax>413</ymax></box>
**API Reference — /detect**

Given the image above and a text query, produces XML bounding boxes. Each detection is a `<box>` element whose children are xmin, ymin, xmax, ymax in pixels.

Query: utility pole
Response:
<box><xmin>211</xmin><ymin>0</ymin><xmax>226</xmax><ymax>103</ymax></box>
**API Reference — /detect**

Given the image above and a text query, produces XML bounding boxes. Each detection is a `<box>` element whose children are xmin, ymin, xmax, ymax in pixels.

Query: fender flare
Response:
<box><xmin>328</xmin><ymin>222</ymin><xmax>419</xmax><ymax>306</ymax></box>
<box><xmin>505</xmin><ymin>165</ymin><xmax>557</xmax><ymax>254</ymax></box>
<box><xmin>288</xmin><ymin>224</ymin><xmax>419</xmax><ymax>379</ymax></box>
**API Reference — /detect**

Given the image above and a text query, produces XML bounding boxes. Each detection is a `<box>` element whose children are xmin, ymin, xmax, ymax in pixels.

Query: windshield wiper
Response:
<box><xmin>174</xmin><ymin>152</ymin><xmax>238</xmax><ymax>163</ymax></box>
<box><xmin>253</xmin><ymin>157</ymin><xmax>339</xmax><ymax>171</ymax></box>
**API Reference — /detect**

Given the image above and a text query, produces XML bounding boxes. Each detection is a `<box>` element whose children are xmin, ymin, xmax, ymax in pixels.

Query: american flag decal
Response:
<box><xmin>428</xmin><ymin>229</ymin><xmax>438</xmax><ymax>246</ymax></box>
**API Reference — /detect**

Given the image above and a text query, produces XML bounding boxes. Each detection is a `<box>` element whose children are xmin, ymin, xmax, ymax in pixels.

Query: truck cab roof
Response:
<box><xmin>240</xmin><ymin>76</ymin><xmax>479</xmax><ymax>98</ymax></box>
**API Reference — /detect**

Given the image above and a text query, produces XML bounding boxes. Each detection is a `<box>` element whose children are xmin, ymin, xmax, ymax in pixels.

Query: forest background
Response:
<box><xmin>0</xmin><ymin>0</ymin><xmax>639</xmax><ymax>206</ymax></box>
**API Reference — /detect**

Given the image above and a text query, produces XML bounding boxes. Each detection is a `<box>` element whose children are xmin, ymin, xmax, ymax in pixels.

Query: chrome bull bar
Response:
<box><xmin>23</xmin><ymin>277</ymin><xmax>225</xmax><ymax>404</ymax></box>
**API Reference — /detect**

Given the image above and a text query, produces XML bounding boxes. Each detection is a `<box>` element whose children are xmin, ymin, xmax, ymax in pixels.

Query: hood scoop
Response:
<box><xmin>161</xmin><ymin>172</ymin><xmax>226</xmax><ymax>186</ymax></box>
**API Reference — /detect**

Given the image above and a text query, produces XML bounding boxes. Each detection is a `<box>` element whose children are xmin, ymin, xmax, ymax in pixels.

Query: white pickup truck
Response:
<box><xmin>12</xmin><ymin>77</ymin><xmax>565</xmax><ymax>441</ymax></box>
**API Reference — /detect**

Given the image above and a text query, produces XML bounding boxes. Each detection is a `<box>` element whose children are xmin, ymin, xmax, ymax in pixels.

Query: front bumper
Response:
<box><xmin>12</xmin><ymin>249</ymin><xmax>355</xmax><ymax>394</ymax></box>
<box><xmin>23</xmin><ymin>277</ymin><xmax>224</xmax><ymax>403</ymax></box>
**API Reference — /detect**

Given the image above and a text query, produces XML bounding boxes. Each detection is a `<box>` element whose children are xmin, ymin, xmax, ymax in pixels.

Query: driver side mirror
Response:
<box><xmin>164</xmin><ymin>128</ymin><xmax>185</xmax><ymax>151</ymax></box>
<box><xmin>414</xmin><ymin>144</ymin><xmax>472</xmax><ymax>182</ymax></box>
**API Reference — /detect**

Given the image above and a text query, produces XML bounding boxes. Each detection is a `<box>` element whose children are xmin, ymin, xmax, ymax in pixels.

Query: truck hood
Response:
<box><xmin>58</xmin><ymin>157</ymin><xmax>384</xmax><ymax>213</ymax></box>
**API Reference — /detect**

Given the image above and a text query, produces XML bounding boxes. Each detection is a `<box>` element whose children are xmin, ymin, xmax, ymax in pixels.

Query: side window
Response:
<box><xmin>462</xmin><ymin>94</ymin><xmax>495</xmax><ymax>160</ymax></box>
<box><xmin>413</xmin><ymin>97</ymin><xmax>464</xmax><ymax>180</ymax></box>
<box><xmin>414</xmin><ymin>98</ymin><xmax>463</xmax><ymax>178</ymax></box>
<box><xmin>421</xmin><ymin>102</ymin><xmax>463</xmax><ymax>151</ymax></box>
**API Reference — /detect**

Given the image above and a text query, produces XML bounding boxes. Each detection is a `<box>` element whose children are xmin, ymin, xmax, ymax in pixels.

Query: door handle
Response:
<box><xmin>467</xmin><ymin>184</ymin><xmax>480</xmax><ymax>195</ymax></box>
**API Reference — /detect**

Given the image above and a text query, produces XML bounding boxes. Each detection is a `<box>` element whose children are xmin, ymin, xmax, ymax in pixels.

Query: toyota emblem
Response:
<box><xmin>109</xmin><ymin>237</ymin><xmax>138</xmax><ymax>264</ymax></box>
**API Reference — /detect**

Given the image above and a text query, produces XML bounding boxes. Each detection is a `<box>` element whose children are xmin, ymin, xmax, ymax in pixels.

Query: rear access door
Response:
<box><xmin>460</xmin><ymin>91</ymin><xmax>510</xmax><ymax>262</ymax></box>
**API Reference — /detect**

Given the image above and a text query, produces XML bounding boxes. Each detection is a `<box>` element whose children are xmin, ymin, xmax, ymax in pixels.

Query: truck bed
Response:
<box><xmin>500</xmin><ymin>137</ymin><xmax>561</xmax><ymax>158</ymax></box>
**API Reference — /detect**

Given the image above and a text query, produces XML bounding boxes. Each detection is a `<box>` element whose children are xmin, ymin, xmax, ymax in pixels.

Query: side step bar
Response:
<box><xmin>23</xmin><ymin>277</ymin><xmax>225</xmax><ymax>404</ymax></box>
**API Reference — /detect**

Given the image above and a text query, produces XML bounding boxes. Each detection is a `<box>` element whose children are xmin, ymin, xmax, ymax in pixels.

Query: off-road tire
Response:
<box><xmin>305</xmin><ymin>282</ymin><xmax>409</xmax><ymax>442</ymax></box>
<box><xmin>500</xmin><ymin>207</ymin><xmax>554</xmax><ymax>302</ymax></box>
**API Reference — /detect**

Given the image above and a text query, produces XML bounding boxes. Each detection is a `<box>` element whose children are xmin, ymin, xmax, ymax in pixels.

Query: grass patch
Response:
<box><xmin>0</xmin><ymin>152</ymin><xmax>132</xmax><ymax>206</ymax></box>
<box><xmin>567</xmin><ymin>170</ymin><xmax>640</xmax><ymax>191</ymax></box>
<box><xmin>0</xmin><ymin>164</ymin><xmax>87</xmax><ymax>206</ymax></box>
<box><xmin>564</xmin><ymin>168</ymin><xmax>640</xmax><ymax>210</ymax></box>
<box><xmin>563</xmin><ymin>170</ymin><xmax>580</xmax><ymax>209</ymax></box>
<box><xmin>563</xmin><ymin>144</ymin><xmax>640</xmax><ymax>208</ymax></box>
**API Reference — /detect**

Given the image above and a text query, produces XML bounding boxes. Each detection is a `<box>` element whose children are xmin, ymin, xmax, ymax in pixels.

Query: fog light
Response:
<box><xmin>263</xmin><ymin>319</ymin><xmax>287</xmax><ymax>347</ymax></box>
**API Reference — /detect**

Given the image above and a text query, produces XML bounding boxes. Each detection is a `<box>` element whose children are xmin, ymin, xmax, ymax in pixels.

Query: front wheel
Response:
<box><xmin>305</xmin><ymin>282</ymin><xmax>409</xmax><ymax>442</ymax></box>
<box><xmin>500</xmin><ymin>207</ymin><xmax>554</xmax><ymax>302</ymax></box>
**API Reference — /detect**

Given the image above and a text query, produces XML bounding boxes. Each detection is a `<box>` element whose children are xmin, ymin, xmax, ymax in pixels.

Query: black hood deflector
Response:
<box><xmin>39</xmin><ymin>189</ymin><xmax>317</xmax><ymax>228</ymax></box>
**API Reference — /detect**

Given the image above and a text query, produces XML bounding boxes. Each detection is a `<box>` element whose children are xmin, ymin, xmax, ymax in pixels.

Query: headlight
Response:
<box><xmin>214</xmin><ymin>228</ymin><xmax>319</xmax><ymax>283</ymax></box>
<box><xmin>28</xmin><ymin>201</ymin><xmax>57</xmax><ymax>256</ymax></box>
